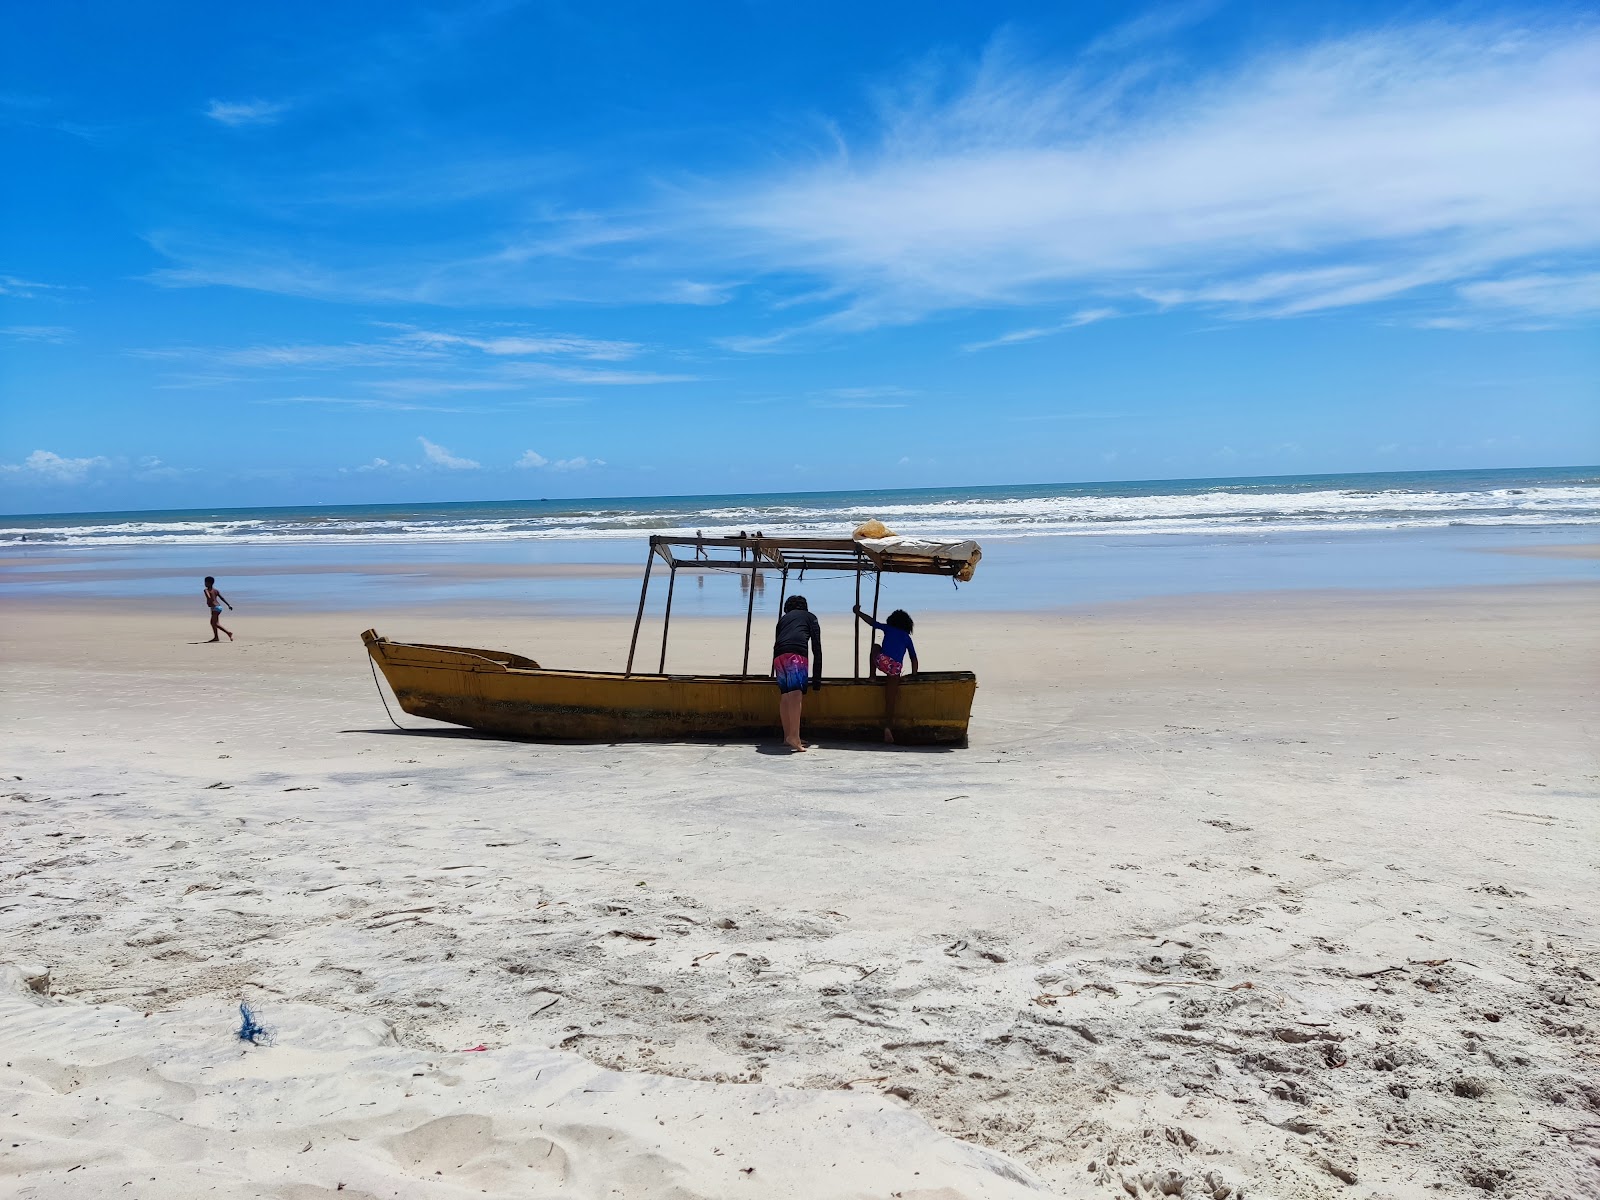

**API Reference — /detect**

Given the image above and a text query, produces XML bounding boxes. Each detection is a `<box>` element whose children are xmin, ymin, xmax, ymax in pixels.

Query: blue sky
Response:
<box><xmin>2</xmin><ymin>0</ymin><xmax>1597</xmax><ymax>513</ymax></box>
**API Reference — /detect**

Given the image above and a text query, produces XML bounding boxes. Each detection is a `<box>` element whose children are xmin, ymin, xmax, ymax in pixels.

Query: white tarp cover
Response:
<box><xmin>854</xmin><ymin>534</ymin><xmax>982</xmax><ymax>581</ymax></box>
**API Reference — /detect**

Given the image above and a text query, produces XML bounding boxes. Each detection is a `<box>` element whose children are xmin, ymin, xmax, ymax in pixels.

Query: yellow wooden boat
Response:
<box><xmin>362</xmin><ymin>531</ymin><xmax>982</xmax><ymax>746</ymax></box>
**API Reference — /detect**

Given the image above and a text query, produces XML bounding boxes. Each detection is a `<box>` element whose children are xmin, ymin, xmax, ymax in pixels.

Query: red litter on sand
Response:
<box><xmin>457</xmin><ymin>1044</ymin><xmax>490</xmax><ymax>1052</ymax></box>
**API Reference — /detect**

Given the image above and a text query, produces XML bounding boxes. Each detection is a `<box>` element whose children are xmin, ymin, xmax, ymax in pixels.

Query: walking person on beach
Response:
<box><xmin>772</xmin><ymin>594</ymin><xmax>822</xmax><ymax>752</ymax></box>
<box><xmin>853</xmin><ymin>605</ymin><xmax>918</xmax><ymax>742</ymax></box>
<box><xmin>203</xmin><ymin>576</ymin><xmax>234</xmax><ymax>642</ymax></box>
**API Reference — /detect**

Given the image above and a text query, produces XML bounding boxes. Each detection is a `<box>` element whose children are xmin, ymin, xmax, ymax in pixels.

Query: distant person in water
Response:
<box><xmin>772</xmin><ymin>594</ymin><xmax>822</xmax><ymax>752</ymax></box>
<box><xmin>853</xmin><ymin>606</ymin><xmax>918</xmax><ymax>742</ymax></box>
<box><xmin>203</xmin><ymin>576</ymin><xmax>234</xmax><ymax>642</ymax></box>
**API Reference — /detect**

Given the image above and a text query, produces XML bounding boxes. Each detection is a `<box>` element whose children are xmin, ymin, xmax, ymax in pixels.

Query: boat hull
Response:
<box><xmin>362</xmin><ymin>630</ymin><xmax>975</xmax><ymax>745</ymax></box>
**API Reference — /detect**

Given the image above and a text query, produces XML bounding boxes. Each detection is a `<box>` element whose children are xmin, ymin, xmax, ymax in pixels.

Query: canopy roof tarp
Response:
<box><xmin>646</xmin><ymin>533</ymin><xmax>982</xmax><ymax>581</ymax></box>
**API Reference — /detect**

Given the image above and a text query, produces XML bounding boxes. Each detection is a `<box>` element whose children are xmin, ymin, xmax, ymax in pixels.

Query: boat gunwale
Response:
<box><xmin>368</xmin><ymin>635</ymin><xmax>974</xmax><ymax>687</ymax></box>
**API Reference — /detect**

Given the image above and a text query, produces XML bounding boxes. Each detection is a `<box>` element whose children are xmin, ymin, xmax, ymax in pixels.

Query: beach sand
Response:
<box><xmin>2</xmin><ymin>584</ymin><xmax>1597</xmax><ymax>1198</ymax></box>
<box><xmin>1484</xmin><ymin>543</ymin><xmax>1600</xmax><ymax>560</ymax></box>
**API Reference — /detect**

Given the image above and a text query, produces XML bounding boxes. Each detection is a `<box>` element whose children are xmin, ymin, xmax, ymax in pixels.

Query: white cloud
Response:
<box><xmin>224</xmin><ymin>342</ymin><xmax>427</xmax><ymax>367</ymax></box>
<box><xmin>1084</xmin><ymin>0</ymin><xmax>1221</xmax><ymax>56</ymax></box>
<box><xmin>0</xmin><ymin>324</ymin><xmax>71</xmax><ymax>342</ymax></box>
<box><xmin>963</xmin><ymin>307</ymin><xmax>1117</xmax><ymax>352</ymax></box>
<box><xmin>1</xmin><ymin>449</ymin><xmax>109</xmax><ymax>482</ymax></box>
<box><xmin>257</xmin><ymin>395</ymin><xmax>474</xmax><ymax>413</ymax></box>
<box><xmin>401</xmin><ymin>329</ymin><xmax>640</xmax><ymax>361</ymax></box>
<box><xmin>0</xmin><ymin>274</ymin><xmax>69</xmax><ymax>298</ymax></box>
<box><xmin>497</xmin><ymin>362</ymin><xmax>699</xmax><ymax>386</ymax></box>
<box><xmin>139</xmin><ymin>331</ymin><xmax>692</xmax><ymax>390</ymax></box>
<box><xmin>142</xmin><ymin>18</ymin><xmax>1600</xmax><ymax>337</ymax></box>
<box><xmin>810</xmin><ymin>398</ymin><xmax>909</xmax><ymax>410</ymax></box>
<box><xmin>366</xmin><ymin>377</ymin><xmax>521</xmax><ymax>397</ymax></box>
<box><xmin>822</xmin><ymin>385</ymin><xmax>915</xmax><ymax>400</ymax></box>
<box><xmin>809</xmin><ymin>384</ymin><xmax>913</xmax><ymax>409</ymax></box>
<box><xmin>340</xmin><ymin>457</ymin><xmax>414</xmax><ymax>474</ymax></box>
<box><xmin>134</xmin><ymin>456</ymin><xmax>189</xmax><ymax>480</ymax></box>
<box><xmin>205</xmin><ymin>99</ymin><xmax>288</xmax><ymax>127</ymax></box>
<box><xmin>703</xmin><ymin>21</ymin><xmax>1600</xmax><ymax>330</ymax></box>
<box><xmin>136</xmin><ymin>340</ymin><xmax>439</xmax><ymax>368</ymax></box>
<box><xmin>1458</xmin><ymin>271</ymin><xmax>1600</xmax><ymax>318</ymax></box>
<box><xmin>662</xmin><ymin>280</ymin><xmax>734</xmax><ymax>306</ymax></box>
<box><xmin>417</xmin><ymin>437</ymin><xmax>479</xmax><ymax>469</ymax></box>
<box><xmin>517</xmin><ymin>450</ymin><xmax>603</xmax><ymax>470</ymax></box>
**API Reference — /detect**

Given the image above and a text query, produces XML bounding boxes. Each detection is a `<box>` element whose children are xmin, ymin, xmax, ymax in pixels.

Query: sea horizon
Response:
<box><xmin>3</xmin><ymin>463</ymin><xmax>1597</xmax><ymax>548</ymax></box>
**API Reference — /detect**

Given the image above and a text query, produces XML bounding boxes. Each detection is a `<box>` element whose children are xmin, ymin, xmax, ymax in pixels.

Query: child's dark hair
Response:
<box><xmin>784</xmin><ymin>594</ymin><xmax>808</xmax><ymax>613</ymax></box>
<box><xmin>885</xmin><ymin>608</ymin><xmax>913</xmax><ymax>632</ymax></box>
<box><xmin>204</xmin><ymin>576</ymin><xmax>215</xmax><ymax>586</ymax></box>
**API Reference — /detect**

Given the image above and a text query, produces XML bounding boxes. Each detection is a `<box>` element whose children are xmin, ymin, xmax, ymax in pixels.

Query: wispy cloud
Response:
<box><xmin>701</xmin><ymin>21</ymin><xmax>1600</xmax><ymax>331</ymax></box>
<box><xmin>0</xmin><ymin>274</ymin><xmax>71</xmax><ymax>298</ymax></box>
<box><xmin>0</xmin><ymin>95</ymin><xmax>105</xmax><ymax>141</ymax></box>
<box><xmin>400</xmin><ymin>328</ymin><xmax>640</xmax><ymax>361</ymax></box>
<box><xmin>255</xmin><ymin>395</ymin><xmax>476</xmax><ymax>413</ymax></box>
<box><xmin>364</xmin><ymin>377</ymin><xmax>522</xmax><ymax>398</ymax></box>
<box><xmin>1084</xmin><ymin>0</ymin><xmax>1222</xmax><ymax>56</ymax></box>
<box><xmin>497</xmin><ymin>362</ymin><xmax>700</xmax><ymax>386</ymax></box>
<box><xmin>810</xmin><ymin>400</ymin><xmax>910</xmax><ymax>410</ymax></box>
<box><xmin>342</xmin><ymin>457</ymin><xmax>409</xmax><ymax>474</ymax></box>
<box><xmin>1008</xmin><ymin>410</ymin><xmax>1132</xmax><ymax>422</ymax></box>
<box><xmin>518</xmin><ymin>449</ymin><xmax>604</xmax><ymax>470</ymax></box>
<box><xmin>809</xmin><ymin>384</ymin><xmax>914</xmax><ymax>409</ymax></box>
<box><xmin>139</xmin><ymin>329</ymin><xmax>691</xmax><ymax>390</ymax></box>
<box><xmin>212</xmin><ymin>342</ymin><xmax>436</xmax><ymax>368</ymax></box>
<box><xmin>962</xmin><ymin>307</ymin><xmax>1117</xmax><ymax>352</ymax></box>
<box><xmin>418</xmin><ymin>437</ymin><xmax>480</xmax><ymax>469</ymax></box>
<box><xmin>0</xmin><ymin>449</ymin><xmax>108</xmax><ymax>482</ymax></box>
<box><xmin>663</xmin><ymin>280</ymin><xmax>734</xmax><ymax>306</ymax></box>
<box><xmin>0</xmin><ymin>324</ymin><xmax>71</xmax><ymax>342</ymax></box>
<box><xmin>1458</xmin><ymin>271</ymin><xmax>1600</xmax><ymax>319</ymax></box>
<box><xmin>824</xmin><ymin>385</ymin><xmax>914</xmax><ymax>399</ymax></box>
<box><xmin>505</xmin><ymin>396</ymin><xmax>590</xmax><ymax>409</ymax></box>
<box><xmin>548</xmin><ymin>455</ymin><xmax>603</xmax><ymax>471</ymax></box>
<box><xmin>205</xmin><ymin>99</ymin><xmax>288</xmax><ymax>127</ymax></box>
<box><xmin>140</xmin><ymin>17</ymin><xmax>1600</xmax><ymax>339</ymax></box>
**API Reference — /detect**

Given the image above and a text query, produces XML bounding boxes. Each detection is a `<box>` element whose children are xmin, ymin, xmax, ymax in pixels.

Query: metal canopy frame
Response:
<box><xmin>624</xmin><ymin>533</ymin><xmax>970</xmax><ymax>678</ymax></box>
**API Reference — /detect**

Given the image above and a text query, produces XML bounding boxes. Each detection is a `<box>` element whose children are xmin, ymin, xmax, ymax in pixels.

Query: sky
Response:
<box><xmin>2</xmin><ymin>0</ymin><xmax>1597</xmax><ymax>513</ymax></box>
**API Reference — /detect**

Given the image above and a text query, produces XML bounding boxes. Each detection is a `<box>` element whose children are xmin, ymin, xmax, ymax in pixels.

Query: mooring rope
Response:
<box><xmin>368</xmin><ymin>653</ymin><xmax>406</xmax><ymax>730</ymax></box>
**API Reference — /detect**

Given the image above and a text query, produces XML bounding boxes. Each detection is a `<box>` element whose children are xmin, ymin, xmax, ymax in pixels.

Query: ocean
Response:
<box><xmin>3</xmin><ymin>466</ymin><xmax>1597</xmax><ymax>548</ymax></box>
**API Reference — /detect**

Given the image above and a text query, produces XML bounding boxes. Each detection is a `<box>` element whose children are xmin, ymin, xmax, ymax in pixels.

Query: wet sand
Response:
<box><xmin>2</xmin><ymin>584</ymin><xmax>1598</xmax><ymax>1198</ymax></box>
<box><xmin>1483</xmin><ymin>542</ymin><xmax>1600</xmax><ymax>560</ymax></box>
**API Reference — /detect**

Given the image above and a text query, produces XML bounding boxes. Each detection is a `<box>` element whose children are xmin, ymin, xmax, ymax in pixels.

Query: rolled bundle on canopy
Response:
<box><xmin>852</xmin><ymin>520</ymin><xmax>982</xmax><ymax>583</ymax></box>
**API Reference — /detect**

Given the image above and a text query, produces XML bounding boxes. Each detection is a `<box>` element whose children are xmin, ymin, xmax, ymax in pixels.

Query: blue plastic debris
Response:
<box><xmin>237</xmin><ymin>1001</ymin><xmax>270</xmax><ymax>1045</ymax></box>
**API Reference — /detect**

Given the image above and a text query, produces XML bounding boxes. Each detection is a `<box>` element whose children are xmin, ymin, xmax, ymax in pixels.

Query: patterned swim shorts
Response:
<box><xmin>773</xmin><ymin>653</ymin><xmax>810</xmax><ymax>693</ymax></box>
<box><xmin>873</xmin><ymin>652</ymin><xmax>903</xmax><ymax>677</ymax></box>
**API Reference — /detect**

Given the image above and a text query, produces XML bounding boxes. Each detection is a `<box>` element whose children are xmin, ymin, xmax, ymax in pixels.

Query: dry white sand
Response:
<box><xmin>2</xmin><ymin>584</ymin><xmax>1597</xmax><ymax>1198</ymax></box>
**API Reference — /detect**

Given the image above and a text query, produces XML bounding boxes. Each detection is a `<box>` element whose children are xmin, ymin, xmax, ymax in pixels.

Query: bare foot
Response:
<box><xmin>226</xmin><ymin>632</ymin><xmax>234</xmax><ymax>641</ymax></box>
<box><xmin>784</xmin><ymin>739</ymin><xmax>807</xmax><ymax>753</ymax></box>
<box><xmin>207</xmin><ymin>637</ymin><xmax>220</xmax><ymax>643</ymax></box>
<box><xmin>883</xmin><ymin>727</ymin><xmax>895</xmax><ymax>743</ymax></box>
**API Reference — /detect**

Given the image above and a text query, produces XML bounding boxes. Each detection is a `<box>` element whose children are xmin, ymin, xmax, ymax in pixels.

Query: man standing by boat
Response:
<box><xmin>772</xmin><ymin>594</ymin><xmax>822</xmax><ymax>752</ymax></box>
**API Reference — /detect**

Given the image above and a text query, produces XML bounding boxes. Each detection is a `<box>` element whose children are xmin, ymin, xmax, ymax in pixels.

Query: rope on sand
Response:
<box><xmin>368</xmin><ymin>653</ymin><xmax>406</xmax><ymax>731</ymax></box>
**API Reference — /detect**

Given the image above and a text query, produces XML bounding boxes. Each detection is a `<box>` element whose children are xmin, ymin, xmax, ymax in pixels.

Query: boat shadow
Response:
<box><xmin>346</xmin><ymin>727</ymin><xmax>958</xmax><ymax>753</ymax></box>
<box><xmin>756</xmin><ymin>741</ymin><xmax>958</xmax><ymax>755</ymax></box>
